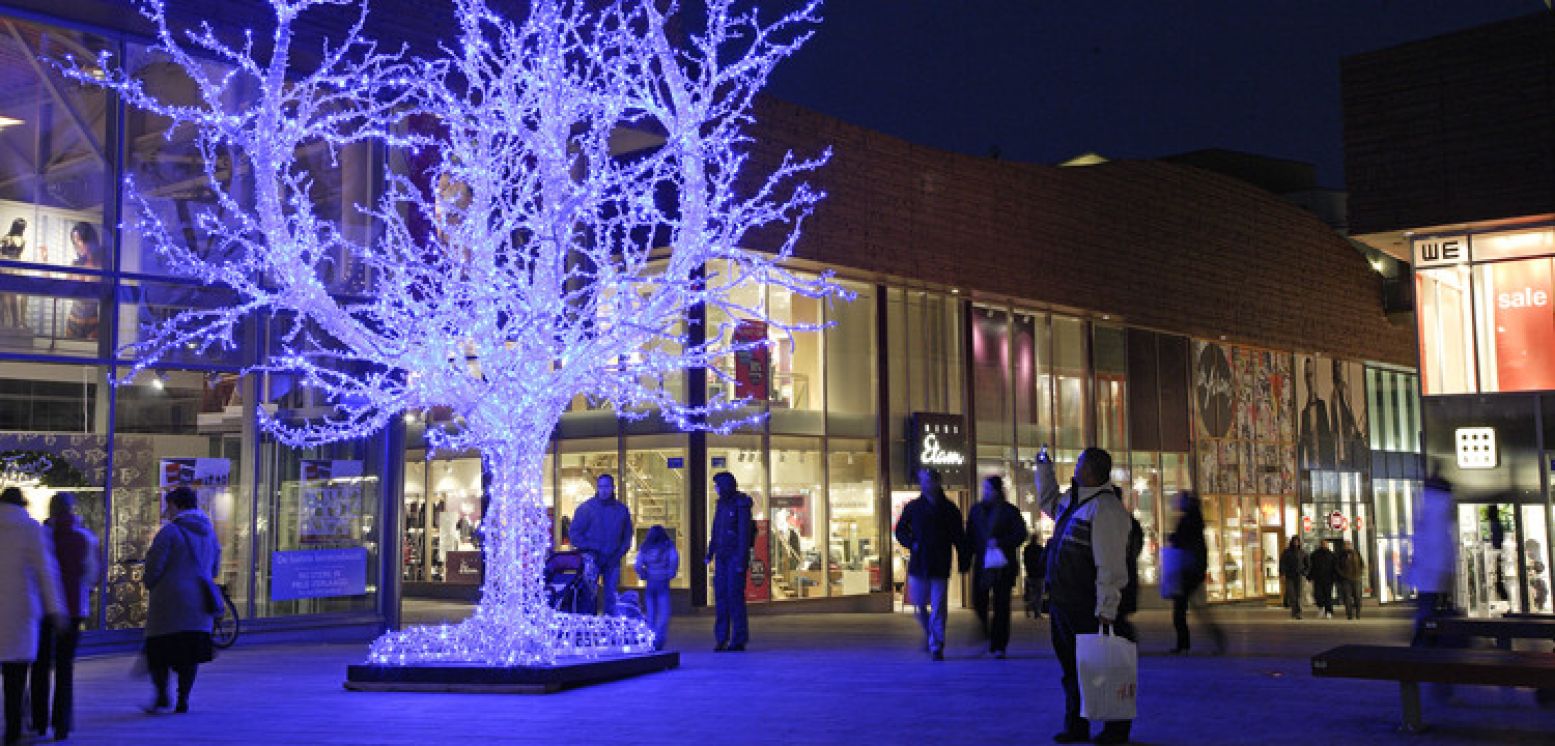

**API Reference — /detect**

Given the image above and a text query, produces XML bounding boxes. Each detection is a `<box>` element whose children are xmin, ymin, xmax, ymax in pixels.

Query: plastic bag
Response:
<box><xmin>1078</xmin><ymin>627</ymin><xmax>1137</xmax><ymax>721</ymax></box>
<box><xmin>1160</xmin><ymin>546</ymin><xmax>1187</xmax><ymax>598</ymax></box>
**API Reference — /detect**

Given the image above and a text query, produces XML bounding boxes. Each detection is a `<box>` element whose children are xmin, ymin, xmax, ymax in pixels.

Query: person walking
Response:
<box><xmin>707</xmin><ymin>472</ymin><xmax>754</xmax><ymax>652</ymax></box>
<box><xmin>894</xmin><ymin>467</ymin><xmax>967</xmax><ymax>661</ymax></box>
<box><xmin>1308</xmin><ymin>541</ymin><xmax>1337</xmax><ymax>619</ymax></box>
<box><xmin>142</xmin><ymin>486</ymin><xmax>221</xmax><ymax>714</ymax></box>
<box><xmin>1023</xmin><ymin>535</ymin><xmax>1047</xmax><ymax>619</ymax></box>
<box><xmin>1164</xmin><ymin>491</ymin><xmax>1224</xmax><ymax>654</ymax></box>
<box><xmin>965</xmin><ymin>475</ymin><xmax>1029</xmax><ymax>658</ymax></box>
<box><xmin>571</xmin><ymin>474</ymin><xmax>633</xmax><ymax>615</ymax></box>
<box><xmin>1334</xmin><ymin>538</ymin><xmax>1366</xmax><ymax>620</ymax></box>
<box><xmin>1</xmin><ymin>487</ymin><xmax>64</xmax><ymax>746</ymax></box>
<box><xmin>1408</xmin><ymin>471</ymin><xmax>1457</xmax><ymax>645</ymax></box>
<box><xmin>633</xmin><ymin>525</ymin><xmax>679</xmax><ymax>651</ymax></box>
<box><xmin>30</xmin><ymin>493</ymin><xmax>99</xmax><ymax>741</ymax></box>
<box><xmin>1279</xmin><ymin>537</ymin><xmax>1309</xmax><ymax>620</ymax></box>
<box><xmin>1036</xmin><ymin>447</ymin><xmax>1135</xmax><ymax>745</ymax></box>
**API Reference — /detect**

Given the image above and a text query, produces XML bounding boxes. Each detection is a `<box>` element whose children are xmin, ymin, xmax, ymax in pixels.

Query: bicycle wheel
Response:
<box><xmin>212</xmin><ymin>590</ymin><xmax>240</xmax><ymax>649</ymax></box>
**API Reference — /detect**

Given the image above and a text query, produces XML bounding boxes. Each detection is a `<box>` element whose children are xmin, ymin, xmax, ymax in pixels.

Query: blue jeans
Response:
<box><xmin>908</xmin><ymin>574</ymin><xmax>949</xmax><ymax>653</ymax></box>
<box><xmin>713</xmin><ymin>560</ymin><xmax>748</xmax><ymax>647</ymax></box>
<box><xmin>645</xmin><ymin>579</ymin><xmax>672</xmax><ymax>650</ymax></box>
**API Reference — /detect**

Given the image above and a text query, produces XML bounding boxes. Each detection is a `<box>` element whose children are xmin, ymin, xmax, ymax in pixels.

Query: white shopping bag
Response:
<box><xmin>1077</xmin><ymin>626</ymin><xmax>1138</xmax><ymax>721</ymax></box>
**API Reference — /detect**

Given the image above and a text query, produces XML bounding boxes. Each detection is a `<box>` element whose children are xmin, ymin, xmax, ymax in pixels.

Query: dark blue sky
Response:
<box><xmin>763</xmin><ymin>1</ymin><xmax>1544</xmax><ymax>186</ymax></box>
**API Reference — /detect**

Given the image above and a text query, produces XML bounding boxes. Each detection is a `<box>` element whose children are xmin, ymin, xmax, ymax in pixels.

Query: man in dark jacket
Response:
<box><xmin>894</xmin><ymin>467</ymin><xmax>966</xmax><ymax>661</ymax></box>
<box><xmin>1335</xmin><ymin>539</ymin><xmax>1366</xmax><ymax>620</ymax></box>
<box><xmin>1278</xmin><ymin>537</ymin><xmax>1310</xmax><ymax>619</ymax></box>
<box><xmin>1037</xmin><ymin>447</ymin><xmax>1135</xmax><ymax>745</ymax></box>
<box><xmin>707</xmin><ymin>472</ymin><xmax>754</xmax><ymax>652</ymax></box>
<box><xmin>1307</xmin><ymin>542</ymin><xmax>1337</xmax><ymax>619</ymax></box>
<box><xmin>966</xmin><ymin>475</ymin><xmax>1028</xmax><ymax>658</ymax></box>
<box><xmin>570</xmin><ymin>474</ymin><xmax>633</xmax><ymax>615</ymax></box>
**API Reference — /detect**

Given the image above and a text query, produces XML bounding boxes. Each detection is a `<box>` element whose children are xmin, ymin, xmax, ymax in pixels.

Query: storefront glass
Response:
<box><xmin>885</xmin><ymin>289</ymin><xmax>964</xmax><ymax>493</ymax></box>
<box><xmin>623</xmin><ymin>435</ymin><xmax>688</xmax><ymax>589</ymax></box>
<box><xmin>707</xmin><ymin>434</ymin><xmax>767</xmax><ymax>601</ymax></box>
<box><xmin>828</xmin><ymin>438</ymin><xmax>879</xmax><ymax>594</ymax></box>
<box><xmin>556</xmin><ymin>437</ymin><xmax>619</xmax><ymax>549</ymax></box>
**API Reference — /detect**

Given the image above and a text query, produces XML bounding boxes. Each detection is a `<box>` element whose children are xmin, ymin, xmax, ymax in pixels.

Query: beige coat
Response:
<box><xmin>0</xmin><ymin>503</ymin><xmax>64</xmax><ymax>661</ymax></box>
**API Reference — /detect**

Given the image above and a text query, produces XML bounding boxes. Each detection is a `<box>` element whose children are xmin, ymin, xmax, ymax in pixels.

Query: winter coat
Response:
<box><xmin>1036</xmin><ymin>459</ymin><xmax>1132</xmax><ymax>620</ymax></box>
<box><xmin>894</xmin><ymin>491</ymin><xmax>966</xmax><ymax>579</ymax></box>
<box><xmin>45</xmin><ymin>513</ymin><xmax>100</xmax><ymax>619</ymax></box>
<box><xmin>571</xmin><ymin>496</ymin><xmax>633</xmax><ymax>568</ymax></box>
<box><xmin>965</xmin><ymin>498</ymin><xmax>1029</xmax><ymax>585</ymax></box>
<box><xmin>1279</xmin><ymin>546</ymin><xmax>1310</xmax><ymax>580</ymax></box>
<box><xmin>0</xmin><ymin>503</ymin><xmax>65</xmax><ymax>661</ymax></box>
<box><xmin>634</xmin><ymin>541</ymin><xmax>680</xmax><ymax>584</ymax></box>
<box><xmin>1335</xmin><ymin>546</ymin><xmax>1366</xmax><ymax>583</ymax></box>
<box><xmin>1406</xmin><ymin>477</ymin><xmax>1457</xmax><ymax>593</ymax></box>
<box><xmin>144</xmin><ymin>509</ymin><xmax>222</xmax><ymax>638</ymax></box>
<box><xmin>708</xmin><ymin>491</ymin><xmax>754</xmax><ymax>569</ymax></box>
<box><xmin>1307</xmin><ymin>546</ymin><xmax>1336</xmax><ymax>584</ymax></box>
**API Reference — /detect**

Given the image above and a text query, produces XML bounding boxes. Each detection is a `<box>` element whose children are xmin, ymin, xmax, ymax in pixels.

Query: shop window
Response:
<box><xmin>110</xmin><ymin>369</ymin><xmax>254</xmax><ymax>628</ymax></box>
<box><xmin>1052</xmin><ymin>315</ymin><xmax>1087</xmax><ymax>449</ymax></box>
<box><xmin>706</xmin><ymin>434</ymin><xmax>766</xmax><ymax>601</ymax></box>
<box><xmin>623</xmin><ymin>435</ymin><xmax>688</xmax><ymax>589</ymax></box>
<box><xmin>400</xmin><ymin>454</ymin><xmax>482</xmax><ymax>587</ymax></box>
<box><xmin>825</xmin><ymin>281</ymin><xmax>875</xmax><ymax>439</ymax></box>
<box><xmin>0</xmin><ymin>361</ymin><xmax>110</xmax><ymax>629</ymax></box>
<box><xmin>885</xmin><ymin>288</ymin><xmax>964</xmax><ymax>494</ymax></box>
<box><xmin>972</xmin><ymin>305</ymin><xmax>1012</xmax><ymax>446</ymax></box>
<box><xmin>556</xmin><ymin>437</ymin><xmax>619</xmax><ymax>550</ymax></box>
<box><xmin>1415</xmin><ymin>265</ymin><xmax>1476</xmax><ymax>395</ymax></box>
<box><xmin>769</xmin><ymin>436</ymin><xmax>824</xmax><ymax>599</ymax></box>
<box><xmin>827</xmin><ymin>439</ymin><xmax>878</xmax><ymax>594</ymax></box>
<box><xmin>1094</xmin><ymin>324</ymin><xmax>1127</xmax><ymax>454</ymax></box>
<box><xmin>252</xmin><ymin>374</ymin><xmax>386</xmax><ymax>618</ymax></box>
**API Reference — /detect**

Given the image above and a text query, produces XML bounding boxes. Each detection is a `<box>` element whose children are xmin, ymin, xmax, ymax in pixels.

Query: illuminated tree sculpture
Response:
<box><xmin>69</xmin><ymin>0</ymin><xmax>835</xmax><ymax>665</ymax></box>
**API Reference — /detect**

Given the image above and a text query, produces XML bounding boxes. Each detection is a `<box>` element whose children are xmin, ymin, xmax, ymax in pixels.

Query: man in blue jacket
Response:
<box><xmin>894</xmin><ymin>467</ymin><xmax>967</xmax><ymax>661</ymax></box>
<box><xmin>707</xmin><ymin>472</ymin><xmax>754</xmax><ymax>651</ymax></box>
<box><xmin>570</xmin><ymin>474</ymin><xmax>633</xmax><ymax>615</ymax></box>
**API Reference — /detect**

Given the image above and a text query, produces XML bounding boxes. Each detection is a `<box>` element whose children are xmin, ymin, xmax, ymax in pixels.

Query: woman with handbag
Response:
<box><xmin>142</xmin><ymin>486</ymin><xmax>222</xmax><ymax>714</ymax></box>
<box><xmin>966</xmin><ymin>475</ymin><xmax>1029</xmax><ymax>658</ymax></box>
<box><xmin>1165</xmin><ymin>491</ymin><xmax>1224</xmax><ymax>655</ymax></box>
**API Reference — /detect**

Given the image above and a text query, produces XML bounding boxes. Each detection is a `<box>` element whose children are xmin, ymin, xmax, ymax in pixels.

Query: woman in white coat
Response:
<box><xmin>0</xmin><ymin>487</ymin><xmax>64</xmax><ymax>746</ymax></box>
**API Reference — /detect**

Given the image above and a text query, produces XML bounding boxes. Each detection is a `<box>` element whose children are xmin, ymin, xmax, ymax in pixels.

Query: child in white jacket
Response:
<box><xmin>633</xmin><ymin>525</ymin><xmax>679</xmax><ymax>650</ymax></box>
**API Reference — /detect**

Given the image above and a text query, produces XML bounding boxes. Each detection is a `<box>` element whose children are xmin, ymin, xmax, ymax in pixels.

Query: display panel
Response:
<box><xmin>1473</xmin><ymin>258</ymin><xmax>1555</xmax><ymax>393</ymax></box>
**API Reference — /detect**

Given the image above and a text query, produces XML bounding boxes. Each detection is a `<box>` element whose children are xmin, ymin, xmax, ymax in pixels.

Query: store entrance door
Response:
<box><xmin>1260</xmin><ymin>529</ymin><xmax>1284</xmax><ymax>605</ymax></box>
<box><xmin>1456</xmin><ymin>503</ymin><xmax>1522</xmax><ymax>617</ymax></box>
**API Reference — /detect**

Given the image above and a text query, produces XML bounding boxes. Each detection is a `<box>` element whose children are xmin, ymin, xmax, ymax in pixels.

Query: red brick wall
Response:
<box><xmin>1343</xmin><ymin>12</ymin><xmax>1555</xmax><ymax>235</ymax></box>
<box><xmin>747</xmin><ymin>98</ymin><xmax>1417</xmax><ymax>367</ymax></box>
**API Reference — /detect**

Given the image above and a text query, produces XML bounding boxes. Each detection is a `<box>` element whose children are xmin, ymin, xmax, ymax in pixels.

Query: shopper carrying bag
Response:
<box><xmin>1077</xmin><ymin>624</ymin><xmax>1138</xmax><ymax>722</ymax></box>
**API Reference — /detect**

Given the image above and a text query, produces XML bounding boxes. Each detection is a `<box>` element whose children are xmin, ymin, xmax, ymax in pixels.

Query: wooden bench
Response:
<box><xmin>1311</xmin><ymin>645</ymin><xmax>1555</xmax><ymax>732</ymax></box>
<box><xmin>1421</xmin><ymin>616</ymin><xmax>1555</xmax><ymax>650</ymax></box>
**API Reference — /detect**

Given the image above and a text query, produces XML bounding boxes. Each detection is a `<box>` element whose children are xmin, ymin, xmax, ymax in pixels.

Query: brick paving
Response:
<box><xmin>33</xmin><ymin>604</ymin><xmax>1555</xmax><ymax>745</ymax></box>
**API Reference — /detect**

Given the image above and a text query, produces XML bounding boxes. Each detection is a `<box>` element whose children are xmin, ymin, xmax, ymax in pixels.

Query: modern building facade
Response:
<box><xmin>5</xmin><ymin>0</ymin><xmax>1421</xmax><ymax>652</ymax></box>
<box><xmin>1345</xmin><ymin>11</ymin><xmax>1555</xmax><ymax>616</ymax></box>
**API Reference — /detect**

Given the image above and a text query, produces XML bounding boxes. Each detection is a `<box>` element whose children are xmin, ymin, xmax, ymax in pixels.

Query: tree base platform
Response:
<box><xmin>343</xmin><ymin>650</ymin><xmax>679</xmax><ymax>694</ymax></box>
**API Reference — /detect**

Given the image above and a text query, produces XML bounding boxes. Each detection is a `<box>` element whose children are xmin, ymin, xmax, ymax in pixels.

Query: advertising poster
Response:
<box><xmin>732</xmin><ymin>319</ymin><xmax>770</xmax><ymax>400</ymax></box>
<box><xmin>159</xmin><ymin>457</ymin><xmax>232</xmax><ymax>521</ymax></box>
<box><xmin>746</xmin><ymin>517</ymin><xmax>771</xmax><ymax>602</ymax></box>
<box><xmin>1193</xmin><ymin>340</ymin><xmax>1296</xmax><ymax>499</ymax></box>
<box><xmin>1294</xmin><ymin>355</ymin><xmax>1368</xmax><ymax>472</ymax></box>
<box><xmin>298</xmin><ymin>459</ymin><xmax>364</xmax><ymax>545</ymax></box>
<box><xmin>1485</xmin><ymin>258</ymin><xmax>1555</xmax><ymax>392</ymax></box>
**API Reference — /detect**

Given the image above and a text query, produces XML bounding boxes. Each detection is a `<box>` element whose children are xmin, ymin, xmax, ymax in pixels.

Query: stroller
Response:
<box><xmin>545</xmin><ymin>549</ymin><xmax>598</xmax><ymax>615</ymax></box>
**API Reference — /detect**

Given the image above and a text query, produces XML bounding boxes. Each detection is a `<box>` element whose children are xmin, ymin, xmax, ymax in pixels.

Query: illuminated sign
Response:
<box><xmin>1482</xmin><ymin>258</ymin><xmax>1555</xmax><ymax>392</ymax></box>
<box><xmin>1455</xmin><ymin>427</ymin><xmax>1497</xmax><ymax>470</ymax></box>
<box><xmin>1413</xmin><ymin>235</ymin><xmax>1468</xmax><ymax>267</ymax></box>
<box><xmin>908</xmin><ymin>413</ymin><xmax>967</xmax><ymax>485</ymax></box>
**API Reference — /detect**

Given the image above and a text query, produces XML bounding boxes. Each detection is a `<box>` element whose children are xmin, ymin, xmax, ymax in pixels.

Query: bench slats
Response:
<box><xmin>1312</xmin><ymin>645</ymin><xmax>1555</xmax><ymax>688</ymax></box>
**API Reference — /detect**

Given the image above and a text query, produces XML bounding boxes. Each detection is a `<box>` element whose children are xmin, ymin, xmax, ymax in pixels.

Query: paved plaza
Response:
<box><xmin>40</xmin><ymin>604</ymin><xmax>1555</xmax><ymax>745</ymax></box>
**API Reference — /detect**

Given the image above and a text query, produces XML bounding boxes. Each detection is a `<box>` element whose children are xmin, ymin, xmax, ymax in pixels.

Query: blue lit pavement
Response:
<box><xmin>58</xmin><ymin>606</ymin><xmax>1555</xmax><ymax>745</ymax></box>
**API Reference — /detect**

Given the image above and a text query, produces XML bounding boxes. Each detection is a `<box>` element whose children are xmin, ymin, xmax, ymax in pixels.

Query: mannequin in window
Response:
<box><xmin>0</xmin><ymin>218</ymin><xmax>25</xmax><ymax>328</ymax></box>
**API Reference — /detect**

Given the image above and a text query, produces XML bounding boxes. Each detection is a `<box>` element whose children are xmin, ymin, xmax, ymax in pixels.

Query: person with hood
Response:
<box><xmin>1164</xmin><ymin>491</ymin><xmax>1224</xmax><ymax>654</ymax></box>
<box><xmin>1278</xmin><ymin>536</ymin><xmax>1309</xmax><ymax>620</ymax></box>
<box><xmin>633</xmin><ymin>524</ymin><xmax>679</xmax><ymax>651</ymax></box>
<box><xmin>30</xmin><ymin>492</ymin><xmax>99</xmax><ymax>741</ymax></box>
<box><xmin>1036</xmin><ymin>447</ymin><xmax>1134</xmax><ymax>745</ymax></box>
<box><xmin>1334</xmin><ymin>538</ymin><xmax>1366</xmax><ymax>620</ymax></box>
<box><xmin>570</xmin><ymin>474</ymin><xmax>633</xmax><ymax>615</ymax></box>
<box><xmin>1408</xmin><ymin>472</ymin><xmax>1457</xmax><ymax>644</ymax></box>
<box><xmin>965</xmin><ymin>475</ymin><xmax>1029</xmax><ymax>658</ymax></box>
<box><xmin>1</xmin><ymin>487</ymin><xmax>64</xmax><ymax>746</ymax></box>
<box><xmin>1307</xmin><ymin>541</ymin><xmax>1337</xmax><ymax>619</ymax></box>
<box><xmin>707</xmin><ymin>472</ymin><xmax>754</xmax><ymax>651</ymax></box>
<box><xmin>894</xmin><ymin>467</ymin><xmax>967</xmax><ymax>661</ymax></box>
<box><xmin>142</xmin><ymin>485</ymin><xmax>221</xmax><ymax>714</ymax></box>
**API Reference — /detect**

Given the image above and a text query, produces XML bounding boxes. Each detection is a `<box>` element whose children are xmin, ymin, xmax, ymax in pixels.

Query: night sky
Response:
<box><xmin>763</xmin><ymin>1</ymin><xmax>1544</xmax><ymax>187</ymax></box>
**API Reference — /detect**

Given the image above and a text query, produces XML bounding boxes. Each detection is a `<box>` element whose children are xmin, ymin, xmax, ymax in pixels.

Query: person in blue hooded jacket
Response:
<box><xmin>707</xmin><ymin>472</ymin><xmax>753</xmax><ymax>652</ymax></box>
<box><xmin>571</xmin><ymin>474</ymin><xmax>633</xmax><ymax>615</ymax></box>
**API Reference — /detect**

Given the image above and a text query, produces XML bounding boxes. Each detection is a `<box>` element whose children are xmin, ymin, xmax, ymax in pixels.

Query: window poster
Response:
<box><xmin>158</xmin><ymin>457</ymin><xmax>232</xmax><ymax>521</ymax></box>
<box><xmin>1294</xmin><ymin>354</ymin><xmax>1368</xmax><ymax>473</ymax></box>
<box><xmin>1193</xmin><ymin>341</ymin><xmax>1295</xmax><ymax>499</ymax></box>
<box><xmin>298</xmin><ymin>459</ymin><xmax>364</xmax><ymax>545</ymax></box>
<box><xmin>746</xmin><ymin>517</ymin><xmax>771</xmax><ymax>602</ymax></box>
<box><xmin>732</xmin><ymin>319</ymin><xmax>770</xmax><ymax>400</ymax></box>
<box><xmin>1482</xmin><ymin>258</ymin><xmax>1555</xmax><ymax>392</ymax></box>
